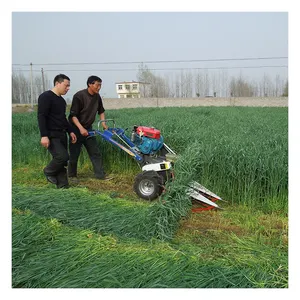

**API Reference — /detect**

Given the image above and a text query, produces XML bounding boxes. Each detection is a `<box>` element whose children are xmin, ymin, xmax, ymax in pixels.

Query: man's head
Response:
<box><xmin>87</xmin><ymin>75</ymin><xmax>102</xmax><ymax>95</ymax></box>
<box><xmin>53</xmin><ymin>74</ymin><xmax>70</xmax><ymax>96</ymax></box>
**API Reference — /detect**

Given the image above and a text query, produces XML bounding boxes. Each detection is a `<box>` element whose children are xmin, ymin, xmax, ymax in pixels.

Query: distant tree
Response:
<box><xmin>261</xmin><ymin>73</ymin><xmax>273</xmax><ymax>97</ymax></box>
<box><xmin>220</xmin><ymin>70</ymin><xmax>229</xmax><ymax>97</ymax></box>
<box><xmin>137</xmin><ymin>63</ymin><xmax>152</xmax><ymax>97</ymax></box>
<box><xmin>163</xmin><ymin>74</ymin><xmax>171</xmax><ymax>97</ymax></box>
<box><xmin>174</xmin><ymin>74</ymin><xmax>180</xmax><ymax>98</ymax></box>
<box><xmin>12</xmin><ymin>72</ymin><xmax>30</xmax><ymax>104</ymax></box>
<box><xmin>136</xmin><ymin>64</ymin><xmax>288</xmax><ymax>99</ymax></box>
<box><xmin>203</xmin><ymin>70</ymin><xmax>210</xmax><ymax>96</ymax></box>
<box><xmin>137</xmin><ymin>63</ymin><xmax>171</xmax><ymax>97</ymax></box>
<box><xmin>35</xmin><ymin>76</ymin><xmax>44</xmax><ymax>97</ymax></box>
<box><xmin>180</xmin><ymin>71</ymin><xmax>185</xmax><ymax>97</ymax></box>
<box><xmin>211</xmin><ymin>71</ymin><xmax>220</xmax><ymax>98</ymax></box>
<box><xmin>186</xmin><ymin>71</ymin><xmax>193</xmax><ymax>97</ymax></box>
<box><xmin>282</xmin><ymin>80</ymin><xmax>288</xmax><ymax>97</ymax></box>
<box><xmin>250</xmin><ymin>80</ymin><xmax>259</xmax><ymax>97</ymax></box>
<box><xmin>168</xmin><ymin>75</ymin><xmax>176</xmax><ymax>98</ymax></box>
<box><xmin>195</xmin><ymin>71</ymin><xmax>204</xmax><ymax>97</ymax></box>
<box><xmin>12</xmin><ymin>72</ymin><xmax>21</xmax><ymax>103</ymax></box>
<box><xmin>229</xmin><ymin>74</ymin><xmax>254</xmax><ymax>97</ymax></box>
<box><xmin>180</xmin><ymin>70</ymin><xmax>193</xmax><ymax>98</ymax></box>
<box><xmin>275</xmin><ymin>74</ymin><xmax>281</xmax><ymax>97</ymax></box>
<box><xmin>12</xmin><ymin>70</ymin><xmax>50</xmax><ymax>104</ymax></box>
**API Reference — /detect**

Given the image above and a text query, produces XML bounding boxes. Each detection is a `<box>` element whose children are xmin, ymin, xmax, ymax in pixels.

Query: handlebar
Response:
<box><xmin>97</xmin><ymin>119</ymin><xmax>116</xmax><ymax>130</ymax></box>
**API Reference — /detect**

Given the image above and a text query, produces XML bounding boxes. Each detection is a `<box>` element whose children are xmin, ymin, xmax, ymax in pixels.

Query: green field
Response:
<box><xmin>12</xmin><ymin>106</ymin><xmax>288</xmax><ymax>288</ymax></box>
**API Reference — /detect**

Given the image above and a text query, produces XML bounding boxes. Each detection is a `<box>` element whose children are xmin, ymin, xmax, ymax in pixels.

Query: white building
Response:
<box><xmin>115</xmin><ymin>81</ymin><xmax>150</xmax><ymax>98</ymax></box>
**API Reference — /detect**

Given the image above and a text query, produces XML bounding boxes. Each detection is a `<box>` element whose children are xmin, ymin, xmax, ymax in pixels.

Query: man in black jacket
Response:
<box><xmin>37</xmin><ymin>74</ymin><xmax>77</xmax><ymax>188</ymax></box>
<box><xmin>68</xmin><ymin>75</ymin><xmax>110</xmax><ymax>181</ymax></box>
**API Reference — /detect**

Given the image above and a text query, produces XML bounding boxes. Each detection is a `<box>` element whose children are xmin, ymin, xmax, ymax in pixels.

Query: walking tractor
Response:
<box><xmin>88</xmin><ymin>119</ymin><xmax>223</xmax><ymax>211</ymax></box>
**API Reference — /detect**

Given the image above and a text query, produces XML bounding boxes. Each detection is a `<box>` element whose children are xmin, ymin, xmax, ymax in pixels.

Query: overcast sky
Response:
<box><xmin>4</xmin><ymin>1</ymin><xmax>300</xmax><ymax>298</ymax></box>
<box><xmin>12</xmin><ymin>11</ymin><xmax>288</xmax><ymax>99</ymax></box>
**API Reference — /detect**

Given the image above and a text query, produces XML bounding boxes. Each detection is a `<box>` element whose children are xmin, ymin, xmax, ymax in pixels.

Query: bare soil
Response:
<box><xmin>12</xmin><ymin>105</ymin><xmax>36</xmax><ymax>113</ymax></box>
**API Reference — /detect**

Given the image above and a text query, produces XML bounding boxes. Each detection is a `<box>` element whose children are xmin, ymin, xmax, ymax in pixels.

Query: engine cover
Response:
<box><xmin>136</xmin><ymin>136</ymin><xmax>164</xmax><ymax>154</ymax></box>
<box><xmin>136</xmin><ymin>126</ymin><xmax>161</xmax><ymax>139</ymax></box>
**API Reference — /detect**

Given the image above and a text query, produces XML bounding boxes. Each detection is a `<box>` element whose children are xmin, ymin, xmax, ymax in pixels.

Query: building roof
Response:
<box><xmin>115</xmin><ymin>81</ymin><xmax>150</xmax><ymax>84</ymax></box>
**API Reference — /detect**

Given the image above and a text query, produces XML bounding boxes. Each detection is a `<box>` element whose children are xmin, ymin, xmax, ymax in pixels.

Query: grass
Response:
<box><xmin>12</xmin><ymin>106</ymin><xmax>288</xmax><ymax>212</ymax></box>
<box><xmin>11</xmin><ymin>106</ymin><xmax>288</xmax><ymax>288</ymax></box>
<box><xmin>11</xmin><ymin>180</ymin><xmax>288</xmax><ymax>288</ymax></box>
<box><xmin>12</xmin><ymin>204</ymin><xmax>288</xmax><ymax>288</ymax></box>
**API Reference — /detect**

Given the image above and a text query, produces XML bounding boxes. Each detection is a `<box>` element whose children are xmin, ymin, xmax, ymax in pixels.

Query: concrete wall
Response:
<box><xmin>12</xmin><ymin>97</ymin><xmax>288</xmax><ymax>110</ymax></box>
<box><xmin>102</xmin><ymin>97</ymin><xmax>288</xmax><ymax>110</ymax></box>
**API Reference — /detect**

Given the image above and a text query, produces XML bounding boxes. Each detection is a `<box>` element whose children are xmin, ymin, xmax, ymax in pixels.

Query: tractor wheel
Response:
<box><xmin>133</xmin><ymin>171</ymin><xmax>164</xmax><ymax>200</ymax></box>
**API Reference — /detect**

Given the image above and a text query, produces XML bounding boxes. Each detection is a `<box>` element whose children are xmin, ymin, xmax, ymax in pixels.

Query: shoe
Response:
<box><xmin>69</xmin><ymin>177</ymin><xmax>79</xmax><ymax>184</ymax></box>
<box><xmin>95</xmin><ymin>175</ymin><xmax>114</xmax><ymax>181</ymax></box>
<box><xmin>57</xmin><ymin>184</ymin><xmax>69</xmax><ymax>189</ymax></box>
<box><xmin>45</xmin><ymin>175</ymin><xmax>58</xmax><ymax>185</ymax></box>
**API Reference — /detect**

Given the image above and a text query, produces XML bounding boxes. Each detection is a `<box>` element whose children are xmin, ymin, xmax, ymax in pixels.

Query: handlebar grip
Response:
<box><xmin>97</xmin><ymin>119</ymin><xmax>116</xmax><ymax>130</ymax></box>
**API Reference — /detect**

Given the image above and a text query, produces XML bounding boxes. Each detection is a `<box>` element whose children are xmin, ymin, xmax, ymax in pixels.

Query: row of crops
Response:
<box><xmin>11</xmin><ymin>106</ymin><xmax>288</xmax><ymax>288</ymax></box>
<box><xmin>12</xmin><ymin>106</ymin><xmax>288</xmax><ymax>213</ymax></box>
<box><xmin>12</xmin><ymin>202</ymin><xmax>288</xmax><ymax>288</ymax></box>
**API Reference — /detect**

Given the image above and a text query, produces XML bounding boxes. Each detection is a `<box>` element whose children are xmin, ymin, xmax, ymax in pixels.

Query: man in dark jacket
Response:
<box><xmin>37</xmin><ymin>74</ymin><xmax>77</xmax><ymax>188</ymax></box>
<box><xmin>68</xmin><ymin>75</ymin><xmax>110</xmax><ymax>181</ymax></box>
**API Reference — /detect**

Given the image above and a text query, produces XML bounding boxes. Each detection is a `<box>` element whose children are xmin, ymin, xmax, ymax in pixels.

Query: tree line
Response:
<box><xmin>137</xmin><ymin>63</ymin><xmax>288</xmax><ymax>98</ymax></box>
<box><xmin>12</xmin><ymin>72</ymin><xmax>51</xmax><ymax>104</ymax></box>
<box><xmin>12</xmin><ymin>65</ymin><xmax>288</xmax><ymax>104</ymax></box>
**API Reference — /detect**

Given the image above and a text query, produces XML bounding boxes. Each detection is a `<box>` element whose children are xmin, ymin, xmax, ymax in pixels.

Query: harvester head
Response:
<box><xmin>186</xmin><ymin>181</ymin><xmax>224</xmax><ymax>212</ymax></box>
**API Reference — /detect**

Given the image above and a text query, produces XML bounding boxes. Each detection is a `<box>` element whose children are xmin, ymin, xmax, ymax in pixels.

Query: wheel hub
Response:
<box><xmin>139</xmin><ymin>179</ymin><xmax>155</xmax><ymax>196</ymax></box>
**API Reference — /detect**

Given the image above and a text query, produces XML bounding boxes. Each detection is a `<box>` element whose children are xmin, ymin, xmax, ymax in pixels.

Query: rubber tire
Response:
<box><xmin>133</xmin><ymin>171</ymin><xmax>164</xmax><ymax>200</ymax></box>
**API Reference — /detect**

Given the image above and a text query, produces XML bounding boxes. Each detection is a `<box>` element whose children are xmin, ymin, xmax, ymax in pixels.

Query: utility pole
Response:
<box><xmin>30</xmin><ymin>62</ymin><xmax>33</xmax><ymax>108</ymax></box>
<box><xmin>41</xmin><ymin>68</ymin><xmax>45</xmax><ymax>91</ymax></box>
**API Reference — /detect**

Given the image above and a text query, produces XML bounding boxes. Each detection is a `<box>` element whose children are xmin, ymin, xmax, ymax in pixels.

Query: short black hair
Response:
<box><xmin>53</xmin><ymin>74</ymin><xmax>70</xmax><ymax>86</ymax></box>
<box><xmin>87</xmin><ymin>75</ymin><xmax>102</xmax><ymax>87</ymax></box>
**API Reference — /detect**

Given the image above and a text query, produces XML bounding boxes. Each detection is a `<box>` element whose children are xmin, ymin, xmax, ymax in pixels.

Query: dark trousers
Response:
<box><xmin>43</xmin><ymin>131</ymin><xmax>69</xmax><ymax>187</ymax></box>
<box><xmin>68</xmin><ymin>128</ymin><xmax>105</xmax><ymax>179</ymax></box>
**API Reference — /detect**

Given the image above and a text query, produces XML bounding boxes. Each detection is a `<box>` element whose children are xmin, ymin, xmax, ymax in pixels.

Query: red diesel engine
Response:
<box><xmin>136</xmin><ymin>126</ymin><xmax>161</xmax><ymax>139</ymax></box>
